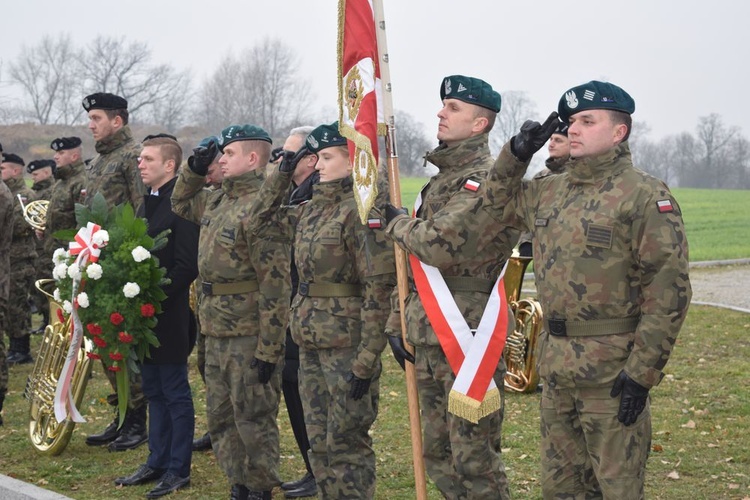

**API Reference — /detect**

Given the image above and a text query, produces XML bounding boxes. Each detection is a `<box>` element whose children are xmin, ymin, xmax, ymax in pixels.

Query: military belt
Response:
<box><xmin>409</xmin><ymin>276</ymin><xmax>494</xmax><ymax>295</ymax></box>
<box><xmin>545</xmin><ymin>317</ymin><xmax>640</xmax><ymax>337</ymax></box>
<box><xmin>202</xmin><ymin>280</ymin><xmax>259</xmax><ymax>296</ymax></box>
<box><xmin>298</xmin><ymin>281</ymin><xmax>362</xmax><ymax>298</ymax></box>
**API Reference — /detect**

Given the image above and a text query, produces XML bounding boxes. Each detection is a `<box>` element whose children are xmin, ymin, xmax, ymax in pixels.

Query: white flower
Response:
<box><xmin>62</xmin><ymin>300</ymin><xmax>73</xmax><ymax>314</ymax></box>
<box><xmin>53</xmin><ymin>288</ymin><xmax>61</xmax><ymax>302</ymax></box>
<box><xmin>53</xmin><ymin>263</ymin><xmax>68</xmax><ymax>280</ymax></box>
<box><xmin>86</xmin><ymin>263</ymin><xmax>103</xmax><ymax>280</ymax></box>
<box><xmin>131</xmin><ymin>246</ymin><xmax>151</xmax><ymax>263</ymax></box>
<box><xmin>77</xmin><ymin>292</ymin><xmax>90</xmax><ymax>308</ymax></box>
<box><xmin>92</xmin><ymin>230</ymin><xmax>110</xmax><ymax>246</ymax></box>
<box><xmin>52</xmin><ymin>248</ymin><xmax>69</xmax><ymax>265</ymax></box>
<box><xmin>67</xmin><ymin>263</ymin><xmax>82</xmax><ymax>280</ymax></box>
<box><xmin>123</xmin><ymin>282</ymin><xmax>141</xmax><ymax>298</ymax></box>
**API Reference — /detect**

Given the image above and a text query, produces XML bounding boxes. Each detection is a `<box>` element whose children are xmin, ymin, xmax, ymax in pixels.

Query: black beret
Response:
<box><xmin>0</xmin><ymin>142</ymin><xmax>3</xmax><ymax>153</ymax></box>
<box><xmin>50</xmin><ymin>136</ymin><xmax>82</xmax><ymax>151</ymax></box>
<box><xmin>558</xmin><ymin>81</ymin><xmax>635</xmax><ymax>123</ymax></box>
<box><xmin>27</xmin><ymin>159</ymin><xmax>56</xmax><ymax>174</ymax></box>
<box><xmin>1</xmin><ymin>153</ymin><xmax>25</xmax><ymax>166</ymax></box>
<box><xmin>82</xmin><ymin>92</ymin><xmax>128</xmax><ymax>112</ymax></box>
<box><xmin>554</xmin><ymin>122</ymin><xmax>569</xmax><ymax>136</ymax></box>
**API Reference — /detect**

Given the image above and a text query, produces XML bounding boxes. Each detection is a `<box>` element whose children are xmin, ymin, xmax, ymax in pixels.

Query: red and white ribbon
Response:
<box><xmin>54</xmin><ymin>222</ymin><xmax>105</xmax><ymax>423</ymax></box>
<box><xmin>409</xmin><ymin>192</ymin><xmax>510</xmax><ymax>423</ymax></box>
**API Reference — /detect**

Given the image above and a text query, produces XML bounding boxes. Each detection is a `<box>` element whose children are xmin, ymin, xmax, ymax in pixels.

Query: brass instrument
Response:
<box><xmin>503</xmin><ymin>255</ymin><xmax>544</xmax><ymax>393</ymax></box>
<box><xmin>25</xmin><ymin>279</ymin><xmax>93</xmax><ymax>455</ymax></box>
<box><xmin>17</xmin><ymin>194</ymin><xmax>49</xmax><ymax>231</ymax></box>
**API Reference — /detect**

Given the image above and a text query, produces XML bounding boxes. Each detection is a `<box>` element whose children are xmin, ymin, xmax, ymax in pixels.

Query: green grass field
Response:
<box><xmin>398</xmin><ymin>179</ymin><xmax>750</xmax><ymax>262</ymax></box>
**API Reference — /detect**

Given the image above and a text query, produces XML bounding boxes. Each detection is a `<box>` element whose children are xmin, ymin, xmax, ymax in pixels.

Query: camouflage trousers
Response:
<box><xmin>415</xmin><ymin>345</ymin><xmax>510</xmax><ymax>500</ymax></box>
<box><xmin>540</xmin><ymin>383</ymin><xmax>651</xmax><ymax>500</ymax></box>
<box><xmin>299</xmin><ymin>346</ymin><xmax>381</xmax><ymax>500</ymax></box>
<box><xmin>205</xmin><ymin>335</ymin><xmax>282</xmax><ymax>490</ymax></box>
<box><xmin>0</xmin><ymin>301</ymin><xmax>8</xmax><ymax>392</ymax></box>
<box><xmin>7</xmin><ymin>262</ymin><xmax>34</xmax><ymax>341</ymax></box>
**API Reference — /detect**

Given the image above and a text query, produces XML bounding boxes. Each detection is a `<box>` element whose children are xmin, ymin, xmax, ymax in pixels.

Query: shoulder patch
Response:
<box><xmin>367</xmin><ymin>217</ymin><xmax>382</xmax><ymax>229</ymax></box>
<box><xmin>656</xmin><ymin>199</ymin><xmax>674</xmax><ymax>213</ymax></box>
<box><xmin>463</xmin><ymin>179</ymin><xmax>481</xmax><ymax>192</ymax></box>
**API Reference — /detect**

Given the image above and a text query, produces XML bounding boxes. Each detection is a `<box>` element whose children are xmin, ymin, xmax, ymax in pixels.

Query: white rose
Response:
<box><xmin>62</xmin><ymin>300</ymin><xmax>73</xmax><ymax>314</ymax></box>
<box><xmin>52</xmin><ymin>248</ymin><xmax>68</xmax><ymax>265</ymax></box>
<box><xmin>67</xmin><ymin>263</ymin><xmax>82</xmax><ymax>280</ymax></box>
<box><xmin>131</xmin><ymin>246</ymin><xmax>151</xmax><ymax>263</ymax></box>
<box><xmin>123</xmin><ymin>282</ymin><xmax>141</xmax><ymax>298</ymax></box>
<box><xmin>77</xmin><ymin>292</ymin><xmax>90</xmax><ymax>308</ymax></box>
<box><xmin>86</xmin><ymin>263</ymin><xmax>103</xmax><ymax>280</ymax></box>
<box><xmin>53</xmin><ymin>288</ymin><xmax>61</xmax><ymax>302</ymax></box>
<box><xmin>92</xmin><ymin>230</ymin><xmax>110</xmax><ymax>246</ymax></box>
<box><xmin>53</xmin><ymin>263</ymin><xmax>68</xmax><ymax>281</ymax></box>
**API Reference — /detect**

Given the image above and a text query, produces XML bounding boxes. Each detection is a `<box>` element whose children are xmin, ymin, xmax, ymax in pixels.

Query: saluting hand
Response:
<box><xmin>188</xmin><ymin>140</ymin><xmax>218</xmax><ymax>175</ymax></box>
<box><xmin>510</xmin><ymin>112</ymin><xmax>560</xmax><ymax>162</ymax></box>
<box><xmin>279</xmin><ymin>146</ymin><xmax>311</xmax><ymax>173</ymax></box>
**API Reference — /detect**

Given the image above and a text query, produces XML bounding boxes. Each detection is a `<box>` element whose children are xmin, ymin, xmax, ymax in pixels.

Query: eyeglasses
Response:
<box><xmin>142</xmin><ymin>133</ymin><xmax>177</xmax><ymax>142</ymax></box>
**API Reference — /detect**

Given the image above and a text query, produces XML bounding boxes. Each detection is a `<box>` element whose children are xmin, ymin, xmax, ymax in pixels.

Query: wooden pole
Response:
<box><xmin>372</xmin><ymin>2</ymin><xmax>428</xmax><ymax>499</ymax></box>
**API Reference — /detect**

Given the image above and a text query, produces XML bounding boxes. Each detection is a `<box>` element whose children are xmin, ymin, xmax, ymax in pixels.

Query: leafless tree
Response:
<box><xmin>393</xmin><ymin>111</ymin><xmax>434</xmax><ymax>176</ymax></box>
<box><xmin>9</xmin><ymin>34</ymin><xmax>84</xmax><ymax>125</ymax></box>
<box><xmin>489</xmin><ymin>90</ymin><xmax>538</xmax><ymax>154</ymax></box>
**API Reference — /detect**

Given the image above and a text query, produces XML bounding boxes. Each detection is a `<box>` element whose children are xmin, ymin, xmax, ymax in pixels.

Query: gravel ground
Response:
<box><xmin>521</xmin><ymin>262</ymin><xmax>750</xmax><ymax>313</ymax></box>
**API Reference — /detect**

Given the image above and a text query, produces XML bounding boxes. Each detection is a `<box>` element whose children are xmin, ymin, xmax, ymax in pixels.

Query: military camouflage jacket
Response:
<box><xmin>253</xmin><ymin>171</ymin><xmax>396</xmax><ymax>379</ymax></box>
<box><xmin>31</xmin><ymin>177</ymin><xmax>54</xmax><ymax>201</ymax></box>
<box><xmin>0</xmin><ymin>181</ymin><xmax>14</xmax><ymax>302</ymax></box>
<box><xmin>518</xmin><ymin>156</ymin><xmax>569</xmax><ymax>246</ymax></box>
<box><xmin>45</xmin><ymin>160</ymin><xmax>87</xmax><ymax>256</ymax></box>
<box><xmin>85</xmin><ymin>125</ymin><xmax>145</xmax><ymax>211</ymax></box>
<box><xmin>483</xmin><ymin>141</ymin><xmax>692</xmax><ymax>389</ymax></box>
<box><xmin>171</xmin><ymin>167</ymin><xmax>290</xmax><ymax>365</ymax></box>
<box><xmin>385</xmin><ymin>133</ymin><xmax>518</xmax><ymax>347</ymax></box>
<box><xmin>5</xmin><ymin>176</ymin><xmax>37</xmax><ymax>263</ymax></box>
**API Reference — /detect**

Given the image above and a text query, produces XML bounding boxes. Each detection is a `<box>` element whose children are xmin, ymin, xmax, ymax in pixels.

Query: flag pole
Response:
<box><xmin>372</xmin><ymin>2</ymin><xmax>428</xmax><ymax>498</ymax></box>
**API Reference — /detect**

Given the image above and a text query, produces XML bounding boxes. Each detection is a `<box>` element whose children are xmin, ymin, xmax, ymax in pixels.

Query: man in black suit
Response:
<box><xmin>115</xmin><ymin>134</ymin><xmax>199</xmax><ymax>498</ymax></box>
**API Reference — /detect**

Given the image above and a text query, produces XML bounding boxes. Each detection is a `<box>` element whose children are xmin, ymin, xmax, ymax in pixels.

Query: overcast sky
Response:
<box><xmin>1</xmin><ymin>0</ymin><xmax>747</xmax><ymax>143</ymax></box>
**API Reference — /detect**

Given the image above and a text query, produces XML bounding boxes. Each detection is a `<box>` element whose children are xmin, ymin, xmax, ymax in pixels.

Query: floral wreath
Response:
<box><xmin>52</xmin><ymin>193</ymin><xmax>168</xmax><ymax>425</ymax></box>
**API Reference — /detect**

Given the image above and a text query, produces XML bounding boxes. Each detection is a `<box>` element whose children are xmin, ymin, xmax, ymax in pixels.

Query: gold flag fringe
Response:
<box><xmin>447</xmin><ymin>388</ymin><xmax>501</xmax><ymax>424</ymax></box>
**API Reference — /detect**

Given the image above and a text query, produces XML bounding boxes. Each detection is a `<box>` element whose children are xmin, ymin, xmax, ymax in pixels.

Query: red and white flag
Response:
<box><xmin>338</xmin><ymin>0</ymin><xmax>386</xmax><ymax>224</ymax></box>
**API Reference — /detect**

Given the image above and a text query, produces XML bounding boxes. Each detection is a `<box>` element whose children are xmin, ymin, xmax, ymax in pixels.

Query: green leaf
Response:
<box><xmin>116</xmin><ymin>366</ymin><xmax>129</xmax><ymax>428</ymax></box>
<box><xmin>52</xmin><ymin>228</ymin><xmax>78</xmax><ymax>242</ymax></box>
<box><xmin>90</xmin><ymin>193</ymin><xmax>110</xmax><ymax>225</ymax></box>
<box><xmin>74</xmin><ymin>203</ymin><xmax>91</xmax><ymax>228</ymax></box>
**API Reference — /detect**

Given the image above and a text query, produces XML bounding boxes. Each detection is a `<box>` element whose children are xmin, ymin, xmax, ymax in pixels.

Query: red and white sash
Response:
<box><xmin>410</xmin><ymin>192</ymin><xmax>510</xmax><ymax>423</ymax></box>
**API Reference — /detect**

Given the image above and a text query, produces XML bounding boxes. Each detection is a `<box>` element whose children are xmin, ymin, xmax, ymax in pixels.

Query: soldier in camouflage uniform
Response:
<box><xmin>0</xmin><ymin>142</ymin><xmax>15</xmax><ymax>425</ymax></box>
<box><xmin>383</xmin><ymin>75</ymin><xmax>517</xmax><ymax>500</ymax></box>
<box><xmin>81</xmin><ymin>93</ymin><xmax>149</xmax><ymax>452</ymax></box>
<box><xmin>27</xmin><ymin>159</ymin><xmax>57</xmax><ymax>333</ymax></box>
<box><xmin>482</xmin><ymin>80</ymin><xmax>692</xmax><ymax>499</ymax></box>
<box><xmin>517</xmin><ymin>122</ymin><xmax>570</xmax><ymax>258</ymax></box>
<box><xmin>1</xmin><ymin>153</ymin><xmax>38</xmax><ymax>365</ymax></box>
<box><xmin>172</xmin><ymin>125</ymin><xmax>290</xmax><ymax>500</ymax></box>
<box><xmin>255</xmin><ymin>122</ymin><xmax>396</xmax><ymax>499</ymax></box>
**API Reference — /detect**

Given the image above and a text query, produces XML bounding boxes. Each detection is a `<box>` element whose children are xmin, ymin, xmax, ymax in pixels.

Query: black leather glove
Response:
<box><xmin>270</xmin><ymin>147</ymin><xmax>284</xmax><ymax>163</ymax></box>
<box><xmin>510</xmin><ymin>112</ymin><xmax>560</xmax><ymax>162</ymax></box>
<box><xmin>251</xmin><ymin>357</ymin><xmax>276</xmax><ymax>384</ymax></box>
<box><xmin>345</xmin><ymin>372</ymin><xmax>372</xmax><ymax>400</ymax></box>
<box><xmin>387</xmin><ymin>335</ymin><xmax>415</xmax><ymax>371</ymax></box>
<box><xmin>188</xmin><ymin>140</ymin><xmax>219</xmax><ymax>175</ymax></box>
<box><xmin>279</xmin><ymin>146</ymin><xmax>311</xmax><ymax>173</ymax></box>
<box><xmin>610</xmin><ymin>370</ymin><xmax>649</xmax><ymax>426</ymax></box>
<box><xmin>385</xmin><ymin>204</ymin><xmax>408</xmax><ymax>225</ymax></box>
<box><xmin>518</xmin><ymin>241</ymin><xmax>533</xmax><ymax>258</ymax></box>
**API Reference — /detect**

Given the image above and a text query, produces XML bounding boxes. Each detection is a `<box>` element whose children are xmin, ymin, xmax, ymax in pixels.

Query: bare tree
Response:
<box><xmin>9</xmin><ymin>34</ymin><xmax>83</xmax><ymax>125</ymax></box>
<box><xmin>489</xmin><ymin>90</ymin><xmax>538</xmax><ymax>154</ymax></box>
<box><xmin>79</xmin><ymin>36</ymin><xmax>192</xmax><ymax>126</ymax></box>
<box><xmin>394</xmin><ymin>111</ymin><xmax>434</xmax><ymax>176</ymax></box>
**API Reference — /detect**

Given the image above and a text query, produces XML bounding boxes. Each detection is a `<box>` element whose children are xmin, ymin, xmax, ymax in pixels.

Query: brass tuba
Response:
<box><xmin>503</xmin><ymin>254</ymin><xmax>544</xmax><ymax>393</ymax></box>
<box><xmin>17</xmin><ymin>194</ymin><xmax>49</xmax><ymax>231</ymax></box>
<box><xmin>25</xmin><ymin>279</ymin><xmax>93</xmax><ymax>455</ymax></box>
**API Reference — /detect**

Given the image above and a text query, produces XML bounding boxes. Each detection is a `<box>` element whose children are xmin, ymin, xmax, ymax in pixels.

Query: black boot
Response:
<box><xmin>8</xmin><ymin>336</ymin><xmax>33</xmax><ymax>365</ymax></box>
<box><xmin>108</xmin><ymin>404</ymin><xmax>148</xmax><ymax>451</ymax></box>
<box><xmin>192</xmin><ymin>431</ymin><xmax>212</xmax><ymax>451</ymax></box>
<box><xmin>283</xmin><ymin>471</ymin><xmax>316</xmax><ymax>498</ymax></box>
<box><xmin>5</xmin><ymin>338</ymin><xmax>20</xmax><ymax>364</ymax></box>
<box><xmin>247</xmin><ymin>490</ymin><xmax>272</xmax><ymax>500</ymax></box>
<box><xmin>86</xmin><ymin>409</ymin><xmax>121</xmax><ymax>445</ymax></box>
<box><xmin>230</xmin><ymin>484</ymin><xmax>249</xmax><ymax>500</ymax></box>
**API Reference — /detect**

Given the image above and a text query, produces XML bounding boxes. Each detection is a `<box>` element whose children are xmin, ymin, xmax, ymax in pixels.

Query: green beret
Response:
<box><xmin>82</xmin><ymin>92</ymin><xmax>128</xmax><ymax>111</ymax></box>
<box><xmin>440</xmin><ymin>75</ymin><xmax>501</xmax><ymax>113</ymax></box>
<box><xmin>305</xmin><ymin>122</ymin><xmax>347</xmax><ymax>153</ymax></box>
<box><xmin>216</xmin><ymin>124</ymin><xmax>272</xmax><ymax>152</ymax></box>
<box><xmin>558</xmin><ymin>81</ymin><xmax>635</xmax><ymax>123</ymax></box>
<box><xmin>51</xmin><ymin>136</ymin><xmax>82</xmax><ymax>151</ymax></box>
